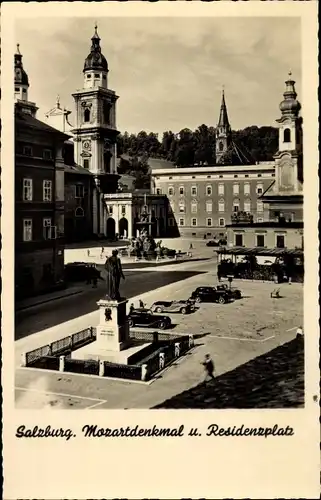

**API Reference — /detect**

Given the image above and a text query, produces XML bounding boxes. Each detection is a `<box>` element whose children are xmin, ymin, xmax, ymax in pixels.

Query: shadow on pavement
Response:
<box><xmin>15</xmin><ymin>270</ymin><xmax>204</xmax><ymax>340</ymax></box>
<box><xmin>153</xmin><ymin>337</ymin><xmax>304</xmax><ymax>409</ymax></box>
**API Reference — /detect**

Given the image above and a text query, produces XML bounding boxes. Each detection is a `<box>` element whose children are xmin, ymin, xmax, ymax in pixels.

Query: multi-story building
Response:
<box><xmin>151</xmin><ymin>162</ymin><xmax>275</xmax><ymax>238</ymax></box>
<box><xmin>15</xmin><ymin>45</ymin><xmax>69</xmax><ymax>298</ymax></box>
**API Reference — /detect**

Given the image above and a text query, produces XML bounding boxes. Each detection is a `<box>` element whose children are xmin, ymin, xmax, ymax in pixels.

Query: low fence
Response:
<box><xmin>24</xmin><ymin>327</ymin><xmax>96</xmax><ymax>366</ymax></box>
<box><xmin>22</xmin><ymin>326</ymin><xmax>194</xmax><ymax>382</ymax></box>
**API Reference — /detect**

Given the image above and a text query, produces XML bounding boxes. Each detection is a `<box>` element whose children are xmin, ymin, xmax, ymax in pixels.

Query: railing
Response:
<box><xmin>64</xmin><ymin>358</ymin><xmax>99</xmax><ymax>375</ymax></box>
<box><xmin>104</xmin><ymin>361</ymin><xmax>141</xmax><ymax>380</ymax></box>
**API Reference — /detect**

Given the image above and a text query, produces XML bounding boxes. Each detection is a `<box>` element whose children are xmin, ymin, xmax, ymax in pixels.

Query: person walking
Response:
<box><xmin>129</xmin><ymin>303</ymin><xmax>135</xmax><ymax>314</ymax></box>
<box><xmin>101</xmin><ymin>246</ymin><xmax>105</xmax><ymax>258</ymax></box>
<box><xmin>87</xmin><ymin>249</ymin><xmax>90</xmax><ymax>258</ymax></box>
<box><xmin>202</xmin><ymin>354</ymin><xmax>215</xmax><ymax>383</ymax></box>
<box><xmin>139</xmin><ymin>299</ymin><xmax>145</xmax><ymax>309</ymax></box>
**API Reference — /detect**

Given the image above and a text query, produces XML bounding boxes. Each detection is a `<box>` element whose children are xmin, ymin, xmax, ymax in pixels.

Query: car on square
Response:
<box><xmin>128</xmin><ymin>310</ymin><xmax>172</xmax><ymax>330</ymax></box>
<box><xmin>150</xmin><ymin>299</ymin><xmax>195</xmax><ymax>314</ymax></box>
<box><xmin>190</xmin><ymin>286</ymin><xmax>234</xmax><ymax>304</ymax></box>
<box><xmin>216</xmin><ymin>283</ymin><xmax>242</xmax><ymax>299</ymax></box>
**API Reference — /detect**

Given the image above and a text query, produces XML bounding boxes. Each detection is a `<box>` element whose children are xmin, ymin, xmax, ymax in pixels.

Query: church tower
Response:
<box><xmin>71</xmin><ymin>25</ymin><xmax>120</xmax><ymax>235</ymax></box>
<box><xmin>215</xmin><ymin>89</ymin><xmax>232</xmax><ymax>164</ymax></box>
<box><xmin>14</xmin><ymin>44</ymin><xmax>38</xmax><ymax>117</ymax></box>
<box><xmin>71</xmin><ymin>25</ymin><xmax>120</xmax><ymax>184</ymax></box>
<box><xmin>274</xmin><ymin>72</ymin><xmax>303</xmax><ymax>192</ymax></box>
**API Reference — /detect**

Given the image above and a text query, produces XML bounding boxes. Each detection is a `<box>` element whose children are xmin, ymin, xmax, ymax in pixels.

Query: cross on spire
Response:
<box><xmin>16</xmin><ymin>43</ymin><xmax>21</xmax><ymax>54</ymax></box>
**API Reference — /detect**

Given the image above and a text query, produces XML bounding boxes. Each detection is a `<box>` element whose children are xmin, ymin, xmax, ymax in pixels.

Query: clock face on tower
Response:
<box><xmin>83</xmin><ymin>140</ymin><xmax>91</xmax><ymax>151</ymax></box>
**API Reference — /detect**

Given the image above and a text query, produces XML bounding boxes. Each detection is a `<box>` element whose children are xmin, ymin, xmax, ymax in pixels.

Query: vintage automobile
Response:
<box><xmin>190</xmin><ymin>286</ymin><xmax>234</xmax><ymax>304</ymax></box>
<box><xmin>127</xmin><ymin>310</ymin><xmax>172</xmax><ymax>330</ymax></box>
<box><xmin>150</xmin><ymin>299</ymin><xmax>194</xmax><ymax>314</ymax></box>
<box><xmin>216</xmin><ymin>283</ymin><xmax>242</xmax><ymax>299</ymax></box>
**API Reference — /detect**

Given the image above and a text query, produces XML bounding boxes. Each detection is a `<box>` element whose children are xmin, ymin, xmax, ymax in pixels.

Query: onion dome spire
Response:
<box><xmin>279</xmin><ymin>71</ymin><xmax>301</xmax><ymax>117</ymax></box>
<box><xmin>83</xmin><ymin>23</ymin><xmax>108</xmax><ymax>73</ymax></box>
<box><xmin>14</xmin><ymin>43</ymin><xmax>29</xmax><ymax>86</ymax></box>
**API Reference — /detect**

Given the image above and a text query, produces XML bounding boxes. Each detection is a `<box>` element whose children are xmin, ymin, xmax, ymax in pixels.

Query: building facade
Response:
<box><xmin>151</xmin><ymin>163</ymin><xmax>275</xmax><ymax>238</ymax></box>
<box><xmin>104</xmin><ymin>192</ymin><xmax>169</xmax><ymax>239</ymax></box>
<box><xmin>15</xmin><ymin>46</ymin><xmax>69</xmax><ymax>298</ymax></box>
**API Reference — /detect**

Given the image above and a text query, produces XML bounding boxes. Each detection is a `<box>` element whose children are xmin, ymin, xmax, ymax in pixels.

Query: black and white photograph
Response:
<box><xmin>11</xmin><ymin>13</ymin><xmax>309</xmax><ymax>410</ymax></box>
<box><xmin>1</xmin><ymin>2</ymin><xmax>319</xmax><ymax>499</ymax></box>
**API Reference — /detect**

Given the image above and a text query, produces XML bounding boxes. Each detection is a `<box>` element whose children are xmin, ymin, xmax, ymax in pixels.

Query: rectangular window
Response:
<box><xmin>256</xmin><ymin>234</ymin><xmax>265</xmax><ymax>247</ymax></box>
<box><xmin>206</xmin><ymin>186</ymin><xmax>212</xmax><ymax>196</ymax></box>
<box><xmin>235</xmin><ymin>234</ymin><xmax>243</xmax><ymax>246</ymax></box>
<box><xmin>23</xmin><ymin>219</ymin><xmax>32</xmax><ymax>241</ymax></box>
<box><xmin>179</xmin><ymin>218</ymin><xmax>185</xmax><ymax>226</ymax></box>
<box><xmin>218</xmin><ymin>184</ymin><xmax>224</xmax><ymax>195</ymax></box>
<box><xmin>257</xmin><ymin>183</ymin><xmax>264</xmax><ymax>195</ymax></box>
<box><xmin>179</xmin><ymin>203</ymin><xmax>185</xmax><ymax>213</ymax></box>
<box><xmin>219</xmin><ymin>218</ymin><xmax>225</xmax><ymax>227</ymax></box>
<box><xmin>206</xmin><ymin>201</ymin><xmax>212</xmax><ymax>213</ymax></box>
<box><xmin>276</xmin><ymin>234</ymin><xmax>285</xmax><ymax>248</ymax></box>
<box><xmin>43</xmin><ymin>218</ymin><xmax>52</xmax><ymax>239</ymax></box>
<box><xmin>244</xmin><ymin>183</ymin><xmax>250</xmax><ymax>195</ymax></box>
<box><xmin>191</xmin><ymin>186</ymin><xmax>197</xmax><ymax>196</ymax></box>
<box><xmin>192</xmin><ymin>218</ymin><xmax>197</xmax><ymax>226</ymax></box>
<box><xmin>23</xmin><ymin>178</ymin><xmax>33</xmax><ymax>201</ymax></box>
<box><xmin>23</xmin><ymin>145</ymin><xmax>33</xmax><ymax>156</ymax></box>
<box><xmin>257</xmin><ymin>201</ymin><xmax>264</xmax><ymax>212</ymax></box>
<box><xmin>207</xmin><ymin>218</ymin><xmax>212</xmax><ymax>227</ymax></box>
<box><xmin>156</xmin><ymin>188</ymin><xmax>162</xmax><ymax>195</ymax></box>
<box><xmin>233</xmin><ymin>204</ymin><xmax>239</xmax><ymax>213</ymax></box>
<box><xmin>109</xmin><ymin>206</ymin><xmax>113</xmax><ymax>215</ymax></box>
<box><xmin>218</xmin><ymin>201</ymin><xmax>225</xmax><ymax>212</ymax></box>
<box><xmin>244</xmin><ymin>201</ymin><xmax>251</xmax><ymax>212</ymax></box>
<box><xmin>179</xmin><ymin>186</ymin><xmax>184</xmax><ymax>195</ymax></box>
<box><xmin>83</xmin><ymin>159</ymin><xmax>90</xmax><ymax>169</ymax></box>
<box><xmin>121</xmin><ymin>205</ymin><xmax>126</xmax><ymax>216</ymax></box>
<box><xmin>75</xmin><ymin>184</ymin><xmax>84</xmax><ymax>198</ymax></box>
<box><xmin>191</xmin><ymin>202</ymin><xmax>197</xmax><ymax>214</ymax></box>
<box><xmin>43</xmin><ymin>149</ymin><xmax>52</xmax><ymax>160</ymax></box>
<box><xmin>233</xmin><ymin>184</ymin><xmax>239</xmax><ymax>195</ymax></box>
<box><xmin>168</xmin><ymin>187</ymin><xmax>174</xmax><ymax>196</ymax></box>
<box><xmin>43</xmin><ymin>180</ymin><xmax>52</xmax><ymax>202</ymax></box>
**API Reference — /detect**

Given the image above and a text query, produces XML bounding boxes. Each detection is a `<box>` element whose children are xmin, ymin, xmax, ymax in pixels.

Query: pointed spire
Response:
<box><xmin>16</xmin><ymin>43</ymin><xmax>21</xmax><ymax>55</ymax></box>
<box><xmin>92</xmin><ymin>22</ymin><xmax>100</xmax><ymax>40</ymax></box>
<box><xmin>217</xmin><ymin>88</ymin><xmax>230</xmax><ymax>128</ymax></box>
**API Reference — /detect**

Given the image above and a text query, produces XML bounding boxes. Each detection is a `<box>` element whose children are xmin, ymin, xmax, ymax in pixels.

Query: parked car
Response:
<box><xmin>64</xmin><ymin>262</ymin><xmax>101</xmax><ymax>282</ymax></box>
<box><xmin>128</xmin><ymin>311</ymin><xmax>172</xmax><ymax>330</ymax></box>
<box><xmin>216</xmin><ymin>283</ymin><xmax>242</xmax><ymax>299</ymax></box>
<box><xmin>190</xmin><ymin>286</ymin><xmax>234</xmax><ymax>304</ymax></box>
<box><xmin>206</xmin><ymin>240</ymin><xmax>220</xmax><ymax>247</ymax></box>
<box><xmin>150</xmin><ymin>299</ymin><xmax>194</xmax><ymax>314</ymax></box>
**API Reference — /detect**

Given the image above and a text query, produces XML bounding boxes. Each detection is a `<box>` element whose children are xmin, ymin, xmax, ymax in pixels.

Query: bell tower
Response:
<box><xmin>215</xmin><ymin>89</ymin><xmax>232</xmax><ymax>164</ymax></box>
<box><xmin>14</xmin><ymin>44</ymin><xmax>38</xmax><ymax>117</ymax></box>
<box><xmin>274</xmin><ymin>72</ymin><xmax>303</xmax><ymax>192</ymax></box>
<box><xmin>71</xmin><ymin>24</ymin><xmax>120</xmax><ymax>185</ymax></box>
<box><xmin>71</xmin><ymin>24</ymin><xmax>120</xmax><ymax>236</ymax></box>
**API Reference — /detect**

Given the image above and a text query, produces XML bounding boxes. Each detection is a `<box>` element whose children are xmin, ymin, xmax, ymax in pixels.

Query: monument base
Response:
<box><xmin>70</xmin><ymin>341</ymin><xmax>151</xmax><ymax>365</ymax></box>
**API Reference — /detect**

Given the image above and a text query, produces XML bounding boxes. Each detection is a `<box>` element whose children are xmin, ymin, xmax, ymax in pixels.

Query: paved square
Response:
<box><xmin>15</xmin><ymin>271</ymin><xmax>303</xmax><ymax>409</ymax></box>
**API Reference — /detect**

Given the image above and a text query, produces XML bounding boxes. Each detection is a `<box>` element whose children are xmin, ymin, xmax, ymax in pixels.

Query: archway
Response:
<box><xmin>106</xmin><ymin>217</ymin><xmax>116</xmax><ymax>239</ymax></box>
<box><xmin>119</xmin><ymin>217</ymin><xmax>128</xmax><ymax>239</ymax></box>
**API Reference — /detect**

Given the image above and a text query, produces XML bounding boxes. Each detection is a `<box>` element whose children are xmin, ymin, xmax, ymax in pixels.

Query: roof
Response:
<box><xmin>217</xmin><ymin>139</ymin><xmax>256</xmax><ymax>166</ymax></box>
<box><xmin>15</xmin><ymin>111</ymin><xmax>71</xmax><ymax>139</ymax></box>
<box><xmin>217</xmin><ymin>90</ymin><xmax>230</xmax><ymax>128</ymax></box>
<box><xmin>215</xmin><ymin>246</ymin><xmax>304</xmax><ymax>257</ymax></box>
<box><xmin>64</xmin><ymin>164</ymin><xmax>93</xmax><ymax>176</ymax></box>
<box><xmin>227</xmin><ymin>221</ymin><xmax>303</xmax><ymax>229</ymax></box>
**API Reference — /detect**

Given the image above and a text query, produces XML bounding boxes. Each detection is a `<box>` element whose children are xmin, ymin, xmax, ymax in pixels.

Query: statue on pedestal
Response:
<box><xmin>104</xmin><ymin>249</ymin><xmax>125</xmax><ymax>301</ymax></box>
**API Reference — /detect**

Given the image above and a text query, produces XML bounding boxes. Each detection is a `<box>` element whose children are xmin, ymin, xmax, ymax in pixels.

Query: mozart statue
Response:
<box><xmin>104</xmin><ymin>250</ymin><xmax>125</xmax><ymax>301</ymax></box>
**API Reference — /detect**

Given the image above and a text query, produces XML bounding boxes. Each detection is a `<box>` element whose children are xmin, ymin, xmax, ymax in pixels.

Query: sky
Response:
<box><xmin>15</xmin><ymin>16</ymin><xmax>301</xmax><ymax>136</ymax></box>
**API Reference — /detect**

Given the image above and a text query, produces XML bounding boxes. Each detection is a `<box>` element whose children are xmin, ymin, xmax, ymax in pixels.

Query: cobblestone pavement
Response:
<box><xmin>15</xmin><ymin>266</ymin><xmax>303</xmax><ymax>409</ymax></box>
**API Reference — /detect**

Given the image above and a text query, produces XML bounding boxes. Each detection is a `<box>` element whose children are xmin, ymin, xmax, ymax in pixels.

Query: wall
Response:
<box><xmin>226</xmin><ymin>226</ymin><xmax>303</xmax><ymax>250</ymax></box>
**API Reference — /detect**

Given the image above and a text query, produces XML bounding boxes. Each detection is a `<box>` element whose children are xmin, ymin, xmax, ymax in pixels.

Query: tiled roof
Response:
<box><xmin>64</xmin><ymin>164</ymin><xmax>93</xmax><ymax>176</ymax></box>
<box><xmin>15</xmin><ymin>111</ymin><xmax>70</xmax><ymax>139</ymax></box>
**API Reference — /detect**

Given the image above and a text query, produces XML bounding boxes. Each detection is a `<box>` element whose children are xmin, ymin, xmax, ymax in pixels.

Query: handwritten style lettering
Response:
<box><xmin>206</xmin><ymin>423</ymin><xmax>294</xmax><ymax>437</ymax></box>
<box><xmin>82</xmin><ymin>424</ymin><xmax>185</xmax><ymax>438</ymax></box>
<box><xmin>15</xmin><ymin>425</ymin><xmax>75</xmax><ymax>441</ymax></box>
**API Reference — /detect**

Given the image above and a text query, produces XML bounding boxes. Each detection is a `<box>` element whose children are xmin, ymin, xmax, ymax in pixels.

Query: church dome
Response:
<box><xmin>83</xmin><ymin>25</ymin><xmax>108</xmax><ymax>73</ymax></box>
<box><xmin>14</xmin><ymin>45</ymin><xmax>29</xmax><ymax>85</ymax></box>
<box><xmin>279</xmin><ymin>72</ymin><xmax>301</xmax><ymax>116</ymax></box>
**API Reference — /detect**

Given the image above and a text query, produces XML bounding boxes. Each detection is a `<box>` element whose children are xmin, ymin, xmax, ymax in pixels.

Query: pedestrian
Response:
<box><xmin>129</xmin><ymin>303</ymin><xmax>135</xmax><ymax>314</ymax></box>
<box><xmin>87</xmin><ymin>249</ymin><xmax>90</xmax><ymax>257</ymax></box>
<box><xmin>101</xmin><ymin>246</ymin><xmax>105</xmax><ymax>257</ymax></box>
<box><xmin>217</xmin><ymin>263</ymin><xmax>222</xmax><ymax>282</ymax></box>
<box><xmin>139</xmin><ymin>299</ymin><xmax>145</xmax><ymax>309</ymax></box>
<box><xmin>202</xmin><ymin>353</ymin><xmax>215</xmax><ymax>383</ymax></box>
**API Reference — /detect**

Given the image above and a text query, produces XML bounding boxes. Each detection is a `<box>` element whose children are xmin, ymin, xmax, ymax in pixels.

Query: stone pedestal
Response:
<box><xmin>96</xmin><ymin>298</ymin><xmax>130</xmax><ymax>352</ymax></box>
<box><xmin>71</xmin><ymin>297</ymin><xmax>149</xmax><ymax>364</ymax></box>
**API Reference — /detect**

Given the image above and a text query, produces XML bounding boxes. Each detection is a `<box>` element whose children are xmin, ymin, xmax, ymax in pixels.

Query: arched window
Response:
<box><xmin>84</xmin><ymin>108</ymin><xmax>90</xmax><ymax>123</ymax></box>
<box><xmin>219</xmin><ymin>141</ymin><xmax>224</xmax><ymax>151</ymax></box>
<box><xmin>283</xmin><ymin>128</ymin><xmax>291</xmax><ymax>143</ymax></box>
<box><xmin>75</xmin><ymin>207</ymin><xmax>84</xmax><ymax>217</ymax></box>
